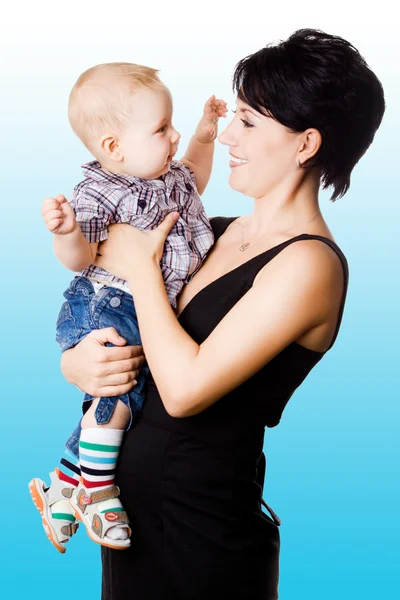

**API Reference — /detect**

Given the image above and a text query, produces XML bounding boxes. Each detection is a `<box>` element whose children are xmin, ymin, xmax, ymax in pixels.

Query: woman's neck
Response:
<box><xmin>241</xmin><ymin>178</ymin><xmax>321</xmax><ymax>238</ymax></box>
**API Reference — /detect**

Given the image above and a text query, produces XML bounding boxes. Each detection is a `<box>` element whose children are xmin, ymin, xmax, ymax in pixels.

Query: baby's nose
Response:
<box><xmin>171</xmin><ymin>128</ymin><xmax>181</xmax><ymax>143</ymax></box>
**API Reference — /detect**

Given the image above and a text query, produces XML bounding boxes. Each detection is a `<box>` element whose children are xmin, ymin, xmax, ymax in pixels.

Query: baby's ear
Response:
<box><xmin>100</xmin><ymin>134</ymin><xmax>124</xmax><ymax>161</ymax></box>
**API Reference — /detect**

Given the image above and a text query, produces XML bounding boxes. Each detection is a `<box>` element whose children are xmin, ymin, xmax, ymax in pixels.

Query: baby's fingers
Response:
<box><xmin>46</xmin><ymin>217</ymin><xmax>63</xmax><ymax>232</ymax></box>
<box><xmin>215</xmin><ymin>99</ymin><xmax>228</xmax><ymax>116</ymax></box>
<box><xmin>41</xmin><ymin>198</ymin><xmax>60</xmax><ymax>215</ymax></box>
<box><xmin>203</xmin><ymin>95</ymin><xmax>217</xmax><ymax>114</ymax></box>
<box><xmin>43</xmin><ymin>208</ymin><xmax>63</xmax><ymax>223</ymax></box>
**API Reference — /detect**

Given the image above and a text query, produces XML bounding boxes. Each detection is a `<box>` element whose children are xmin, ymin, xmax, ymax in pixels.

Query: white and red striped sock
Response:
<box><xmin>79</xmin><ymin>428</ymin><xmax>128</xmax><ymax>540</ymax></box>
<box><xmin>79</xmin><ymin>428</ymin><xmax>123</xmax><ymax>492</ymax></box>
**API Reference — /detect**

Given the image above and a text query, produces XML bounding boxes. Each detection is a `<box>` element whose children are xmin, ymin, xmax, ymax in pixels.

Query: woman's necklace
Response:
<box><xmin>238</xmin><ymin>209</ymin><xmax>321</xmax><ymax>252</ymax></box>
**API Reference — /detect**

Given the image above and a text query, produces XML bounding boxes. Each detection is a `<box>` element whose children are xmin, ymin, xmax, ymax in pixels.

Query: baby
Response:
<box><xmin>29</xmin><ymin>62</ymin><xmax>227</xmax><ymax>552</ymax></box>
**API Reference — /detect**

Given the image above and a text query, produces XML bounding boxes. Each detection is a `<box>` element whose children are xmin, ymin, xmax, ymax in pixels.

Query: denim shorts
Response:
<box><xmin>56</xmin><ymin>276</ymin><xmax>148</xmax><ymax>457</ymax></box>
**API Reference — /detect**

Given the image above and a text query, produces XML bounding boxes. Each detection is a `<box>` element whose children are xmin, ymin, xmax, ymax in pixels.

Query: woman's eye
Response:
<box><xmin>232</xmin><ymin>110</ymin><xmax>253</xmax><ymax>128</ymax></box>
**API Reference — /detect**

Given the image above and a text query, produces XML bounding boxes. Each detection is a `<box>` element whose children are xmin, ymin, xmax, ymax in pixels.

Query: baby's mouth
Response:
<box><xmin>166</xmin><ymin>146</ymin><xmax>178</xmax><ymax>163</ymax></box>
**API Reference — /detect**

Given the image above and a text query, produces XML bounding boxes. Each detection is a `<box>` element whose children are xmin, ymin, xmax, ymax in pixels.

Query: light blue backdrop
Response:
<box><xmin>1</xmin><ymin>3</ymin><xmax>399</xmax><ymax>599</ymax></box>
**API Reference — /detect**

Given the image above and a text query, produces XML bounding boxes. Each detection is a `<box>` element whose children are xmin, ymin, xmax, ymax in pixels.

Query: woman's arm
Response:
<box><xmin>94</xmin><ymin>218</ymin><xmax>343</xmax><ymax>417</ymax></box>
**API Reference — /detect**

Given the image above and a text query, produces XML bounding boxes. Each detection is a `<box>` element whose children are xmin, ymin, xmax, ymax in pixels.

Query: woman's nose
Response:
<box><xmin>218</xmin><ymin>121</ymin><xmax>235</xmax><ymax>146</ymax></box>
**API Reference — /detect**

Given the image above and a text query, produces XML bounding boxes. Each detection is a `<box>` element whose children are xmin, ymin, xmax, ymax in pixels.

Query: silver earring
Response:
<box><xmin>296</xmin><ymin>158</ymin><xmax>302</xmax><ymax>168</ymax></box>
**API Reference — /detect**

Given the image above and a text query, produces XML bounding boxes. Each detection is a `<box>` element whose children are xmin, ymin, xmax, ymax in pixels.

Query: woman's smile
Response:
<box><xmin>229</xmin><ymin>153</ymin><xmax>248</xmax><ymax>168</ymax></box>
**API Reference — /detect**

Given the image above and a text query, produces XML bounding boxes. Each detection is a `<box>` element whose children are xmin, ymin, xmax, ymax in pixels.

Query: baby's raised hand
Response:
<box><xmin>42</xmin><ymin>194</ymin><xmax>77</xmax><ymax>235</ymax></box>
<box><xmin>194</xmin><ymin>95</ymin><xmax>228</xmax><ymax>144</ymax></box>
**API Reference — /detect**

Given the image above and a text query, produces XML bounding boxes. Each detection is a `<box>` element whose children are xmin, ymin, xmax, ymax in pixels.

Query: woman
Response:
<box><xmin>61</xmin><ymin>29</ymin><xmax>385</xmax><ymax>599</ymax></box>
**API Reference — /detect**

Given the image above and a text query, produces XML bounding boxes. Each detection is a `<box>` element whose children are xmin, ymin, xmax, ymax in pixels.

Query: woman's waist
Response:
<box><xmin>123</xmin><ymin>419</ymin><xmax>267</xmax><ymax>510</ymax></box>
<box><xmin>140</xmin><ymin>380</ymin><xmax>265</xmax><ymax>454</ymax></box>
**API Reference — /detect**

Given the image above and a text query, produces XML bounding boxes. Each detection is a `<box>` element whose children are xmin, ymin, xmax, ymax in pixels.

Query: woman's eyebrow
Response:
<box><xmin>238</xmin><ymin>107</ymin><xmax>261</xmax><ymax>119</ymax></box>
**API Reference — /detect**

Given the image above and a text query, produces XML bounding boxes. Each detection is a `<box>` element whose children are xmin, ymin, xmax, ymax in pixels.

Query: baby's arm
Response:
<box><xmin>42</xmin><ymin>194</ymin><xmax>98</xmax><ymax>271</ymax></box>
<box><xmin>180</xmin><ymin>96</ymin><xmax>227</xmax><ymax>195</ymax></box>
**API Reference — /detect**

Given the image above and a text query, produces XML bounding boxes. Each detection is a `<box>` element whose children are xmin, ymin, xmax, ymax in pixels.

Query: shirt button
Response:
<box><xmin>110</xmin><ymin>297</ymin><xmax>121</xmax><ymax>307</ymax></box>
<box><xmin>138</xmin><ymin>199</ymin><xmax>146</xmax><ymax>209</ymax></box>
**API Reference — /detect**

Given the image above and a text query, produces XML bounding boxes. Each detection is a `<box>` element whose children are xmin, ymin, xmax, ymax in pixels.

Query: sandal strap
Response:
<box><xmin>61</xmin><ymin>487</ymin><xmax>74</xmax><ymax>499</ymax></box>
<box><xmin>60</xmin><ymin>522</ymin><xmax>79</xmax><ymax>537</ymax></box>
<box><xmin>102</xmin><ymin>510</ymin><xmax>129</xmax><ymax>524</ymax></box>
<box><xmin>92</xmin><ymin>511</ymin><xmax>129</xmax><ymax>539</ymax></box>
<box><xmin>76</xmin><ymin>485</ymin><xmax>120</xmax><ymax>513</ymax></box>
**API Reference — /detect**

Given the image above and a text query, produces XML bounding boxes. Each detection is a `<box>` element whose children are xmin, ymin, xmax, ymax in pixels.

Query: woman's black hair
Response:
<box><xmin>233</xmin><ymin>29</ymin><xmax>385</xmax><ymax>200</ymax></box>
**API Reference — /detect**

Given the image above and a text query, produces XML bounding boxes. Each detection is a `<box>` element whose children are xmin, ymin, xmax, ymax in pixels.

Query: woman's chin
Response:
<box><xmin>228</xmin><ymin>172</ymin><xmax>248</xmax><ymax>194</ymax></box>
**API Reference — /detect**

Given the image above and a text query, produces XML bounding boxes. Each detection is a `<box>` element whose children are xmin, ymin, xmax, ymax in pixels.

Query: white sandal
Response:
<box><xmin>69</xmin><ymin>482</ymin><xmax>131</xmax><ymax>550</ymax></box>
<box><xmin>29</xmin><ymin>470</ymin><xmax>79</xmax><ymax>554</ymax></box>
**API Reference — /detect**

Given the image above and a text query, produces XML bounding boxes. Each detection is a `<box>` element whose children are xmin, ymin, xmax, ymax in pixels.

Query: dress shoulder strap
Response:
<box><xmin>209</xmin><ymin>219</ymin><xmax>349</xmax><ymax>352</ymax></box>
<box><xmin>210</xmin><ymin>216</ymin><xmax>237</xmax><ymax>241</ymax></box>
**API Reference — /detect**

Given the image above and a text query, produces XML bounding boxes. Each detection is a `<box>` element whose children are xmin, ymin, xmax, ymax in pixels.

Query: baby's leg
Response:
<box><xmin>29</xmin><ymin>447</ymin><xmax>81</xmax><ymax>553</ymax></box>
<box><xmin>74</xmin><ymin>398</ymin><xmax>131</xmax><ymax>543</ymax></box>
<box><xmin>81</xmin><ymin>397</ymin><xmax>130</xmax><ymax>429</ymax></box>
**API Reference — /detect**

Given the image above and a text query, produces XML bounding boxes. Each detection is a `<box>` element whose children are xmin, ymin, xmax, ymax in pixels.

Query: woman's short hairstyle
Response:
<box><xmin>233</xmin><ymin>29</ymin><xmax>385</xmax><ymax>200</ymax></box>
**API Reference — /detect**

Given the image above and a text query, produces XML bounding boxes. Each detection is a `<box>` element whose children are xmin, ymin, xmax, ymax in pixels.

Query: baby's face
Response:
<box><xmin>118</xmin><ymin>87</ymin><xmax>181</xmax><ymax>179</ymax></box>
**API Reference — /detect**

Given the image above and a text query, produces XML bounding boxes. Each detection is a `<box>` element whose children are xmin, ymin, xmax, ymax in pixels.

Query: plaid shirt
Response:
<box><xmin>70</xmin><ymin>161</ymin><xmax>214</xmax><ymax>308</ymax></box>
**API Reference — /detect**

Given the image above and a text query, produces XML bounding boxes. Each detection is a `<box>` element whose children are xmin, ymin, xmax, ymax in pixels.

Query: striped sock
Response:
<box><xmin>50</xmin><ymin>450</ymin><xmax>80</xmax><ymax>524</ymax></box>
<box><xmin>56</xmin><ymin>448</ymin><xmax>81</xmax><ymax>488</ymax></box>
<box><xmin>79</xmin><ymin>428</ymin><xmax>124</xmax><ymax>492</ymax></box>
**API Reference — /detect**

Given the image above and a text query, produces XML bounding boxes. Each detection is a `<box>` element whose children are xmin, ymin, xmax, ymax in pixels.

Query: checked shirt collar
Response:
<box><xmin>81</xmin><ymin>161</ymin><xmax>189</xmax><ymax>196</ymax></box>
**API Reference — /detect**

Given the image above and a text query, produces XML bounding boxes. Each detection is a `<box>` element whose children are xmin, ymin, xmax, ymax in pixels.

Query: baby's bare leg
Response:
<box><xmin>81</xmin><ymin>397</ymin><xmax>130</xmax><ymax>430</ymax></box>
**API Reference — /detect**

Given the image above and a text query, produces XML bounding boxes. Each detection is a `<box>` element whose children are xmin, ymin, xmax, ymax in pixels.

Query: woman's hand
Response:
<box><xmin>94</xmin><ymin>212</ymin><xmax>180</xmax><ymax>286</ymax></box>
<box><xmin>60</xmin><ymin>327</ymin><xmax>145</xmax><ymax>397</ymax></box>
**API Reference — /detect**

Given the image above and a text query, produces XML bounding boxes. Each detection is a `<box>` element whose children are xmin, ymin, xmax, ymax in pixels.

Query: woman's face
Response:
<box><xmin>218</xmin><ymin>98</ymin><xmax>302</xmax><ymax>199</ymax></box>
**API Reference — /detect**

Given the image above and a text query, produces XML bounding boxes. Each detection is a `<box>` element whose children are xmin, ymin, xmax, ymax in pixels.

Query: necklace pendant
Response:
<box><xmin>239</xmin><ymin>242</ymin><xmax>250</xmax><ymax>252</ymax></box>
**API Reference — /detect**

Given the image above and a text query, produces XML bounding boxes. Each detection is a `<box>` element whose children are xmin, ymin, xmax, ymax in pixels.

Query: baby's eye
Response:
<box><xmin>157</xmin><ymin>125</ymin><xmax>167</xmax><ymax>134</ymax></box>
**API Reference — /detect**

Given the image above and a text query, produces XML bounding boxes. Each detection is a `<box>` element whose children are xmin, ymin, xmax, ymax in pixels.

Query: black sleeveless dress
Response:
<box><xmin>101</xmin><ymin>217</ymin><xmax>349</xmax><ymax>600</ymax></box>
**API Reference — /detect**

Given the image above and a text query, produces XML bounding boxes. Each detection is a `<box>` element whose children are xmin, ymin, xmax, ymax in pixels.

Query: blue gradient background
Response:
<box><xmin>1</xmin><ymin>3</ymin><xmax>399</xmax><ymax>598</ymax></box>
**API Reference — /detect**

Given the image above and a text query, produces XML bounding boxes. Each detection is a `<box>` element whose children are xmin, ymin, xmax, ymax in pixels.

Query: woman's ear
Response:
<box><xmin>298</xmin><ymin>128</ymin><xmax>322</xmax><ymax>166</ymax></box>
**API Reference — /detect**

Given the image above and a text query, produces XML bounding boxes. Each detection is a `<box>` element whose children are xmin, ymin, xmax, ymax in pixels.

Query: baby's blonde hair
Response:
<box><xmin>68</xmin><ymin>62</ymin><xmax>164</xmax><ymax>152</ymax></box>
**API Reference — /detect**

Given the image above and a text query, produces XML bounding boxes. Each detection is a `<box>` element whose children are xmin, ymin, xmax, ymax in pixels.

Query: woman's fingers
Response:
<box><xmin>97</xmin><ymin>370</ymin><xmax>138</xmax><ymax>387</ymax></box>
<box><xmin>155</xmin><ymin>212</ymin><xmax>180</xmax><ymax>243</ymax></box>
<box><xmin>97</xmin><ymin>383</ymin><xmax>137</xmax><ymax>397</ymax></box>
<box><xmin>84</xmin><ymin>330</ymin><xmax>145</xmax><ymax>371</ymax></box>
<box><xmin>88</xmin><ymin>327</ymin><xmax>128</xmax><ymax>348</ymax></box>
<box><xmin>99</xmin><ymin>346</ymin><xmax>144</xmax><ymax>365</ymax></box>
<box><xmin>97</xmin><ymin>356</ymin><xmax>145</xmax><ymax>378</ymax></box>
